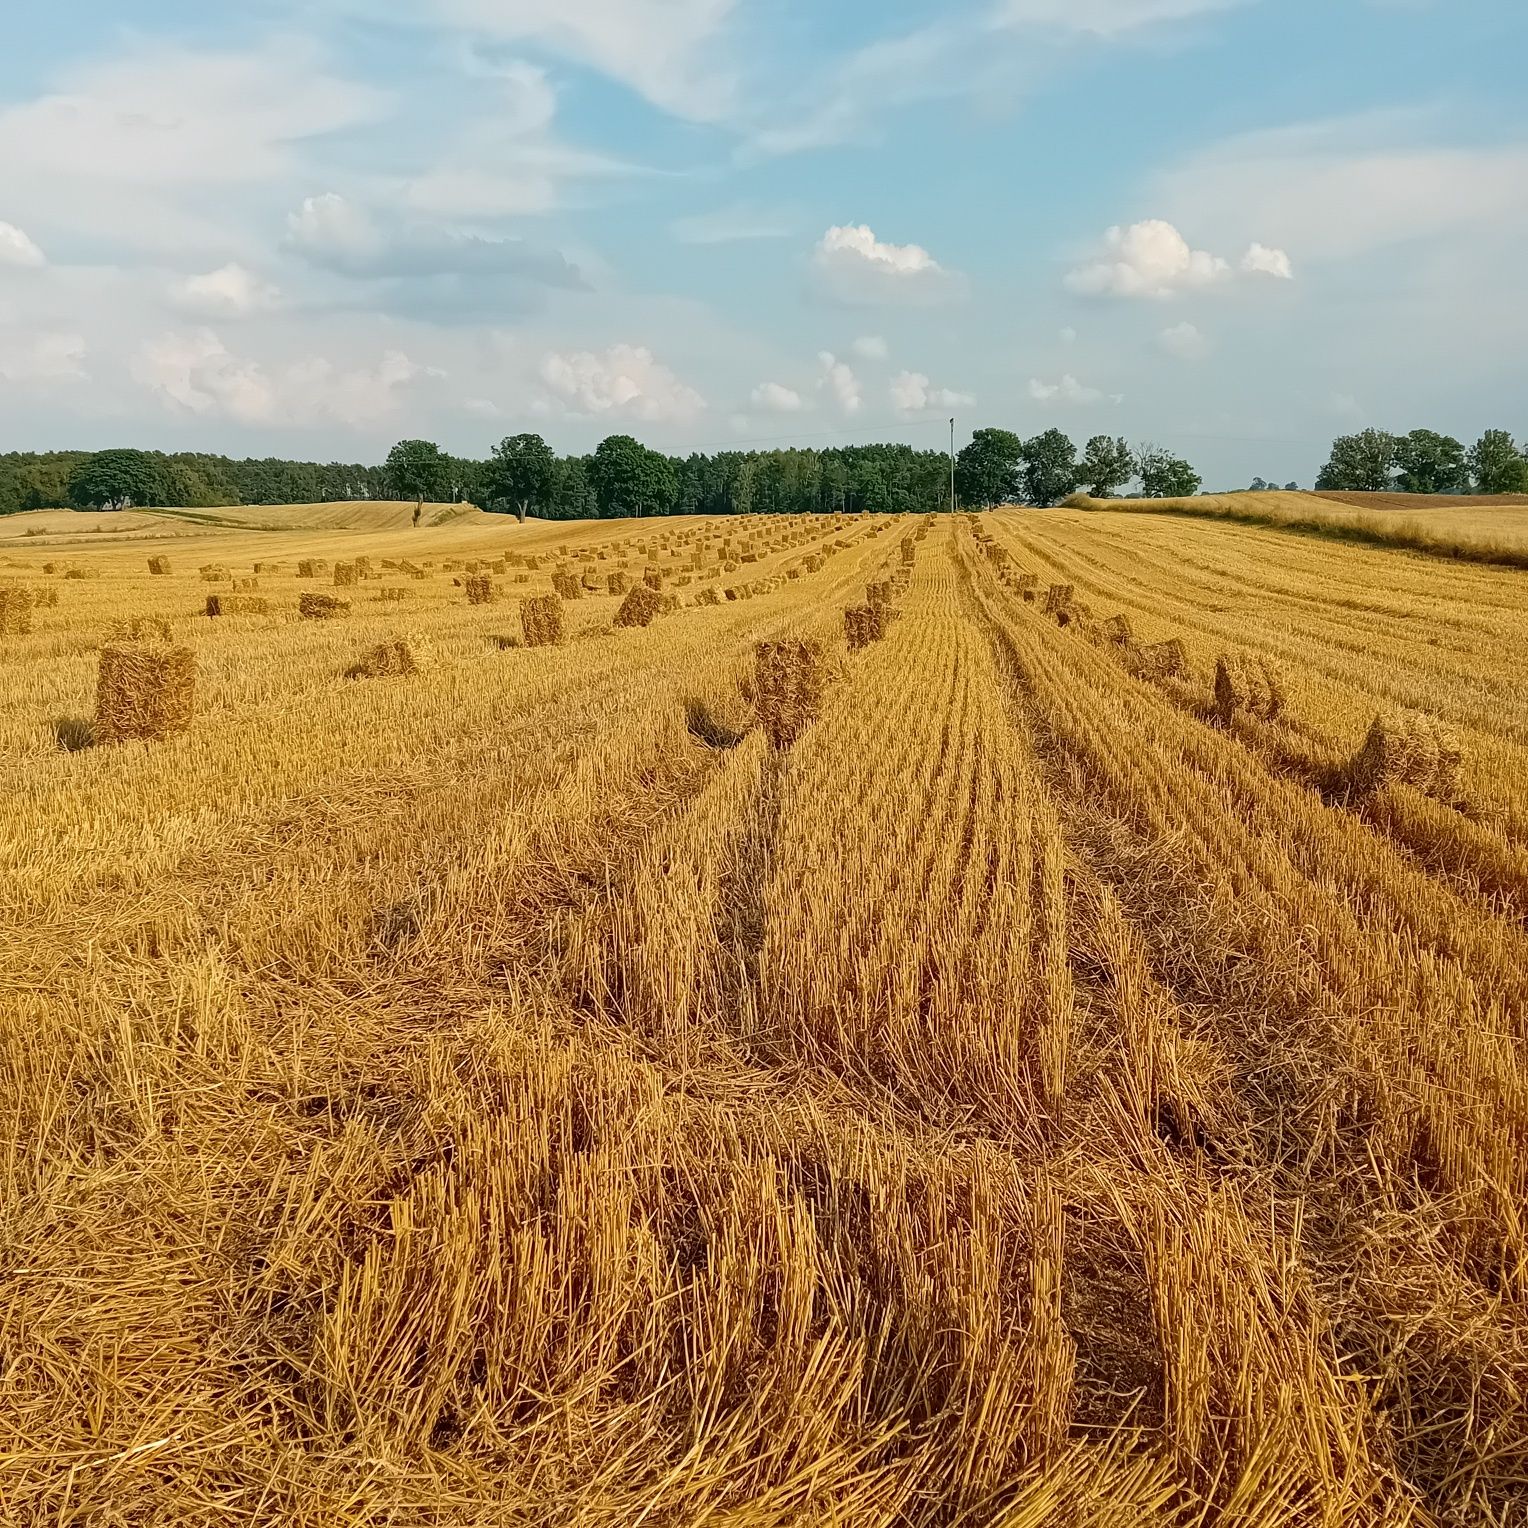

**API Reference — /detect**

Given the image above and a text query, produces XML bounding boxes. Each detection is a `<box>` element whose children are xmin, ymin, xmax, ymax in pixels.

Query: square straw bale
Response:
<box><xmin>520</xmin><ymin>594</ymin><xmax>565</xmax><ymax>647</ymax></box>
<box><xmin>95</xmin><ymin>635</ymin><xmax>195</xmax><ymax>744</ymax></box>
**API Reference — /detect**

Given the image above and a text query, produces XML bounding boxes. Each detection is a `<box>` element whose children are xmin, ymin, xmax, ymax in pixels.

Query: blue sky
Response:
<box><xmin>1</xmin><ymin>0</ymin><xmax>1524</xmax><ymax>487</ymax></box>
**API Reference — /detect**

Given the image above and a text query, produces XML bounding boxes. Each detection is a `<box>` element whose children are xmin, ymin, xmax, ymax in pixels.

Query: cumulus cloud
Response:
<box><xmin>817</xmin><ymin>351</ymin><xmax>862</xmax><ymax>414</ymax></box>
<box><xmin>1065</xmin><ymin>219</ymin><xmax>1291</xmax><ymax>299</ymax></box>
<box><xmin>287</xmin><ymin>193</ymin><xmax>585</xmax><ymax>287</ymax></box>
<box><xmin>539</xmin><ymin>343</ymin><xmax>705</xmax><ymax>422</ymax></box>
<box><xmin>1157</xmin><ymin>321</ymin><xmax>1211</xmax><ymax>360</ymax></box>
<box><xmin>133</xmin><ymin>328</ymin><xmax>419</xmax><ymax>426</ymax></box>
<box><xmin>0</xmin><ymin>331</ymin><xmax>87</xmax><ymax>384</ymax></box>
<box><xmin>0</xmin><ymin>222</ymin><xmax>46</xmax><ymax>269</ymax></box>
<box><xmin>852</xmin><ymin>334</ymin><xmax>889</xmax><ymax>360</ymax></box>
<box><xmin>890</xmin><ymin>370</ymin><xmax>975</xmax><ymax>415</ymax></box>
<box><xmin>812</xmin><ymin>224</ymin><xmax>960</xmax><ymax>306</ymax></box>
<box><xmin>750</xmin><ymin>381</ymin><xmax>804</xmax><ymax>412</ymax></box>
<box><xmin>1027</xmin><ymin>373</ymin><xmax>1122</xmax><ymax>405</ymax></box>
<box><xmin>172</xmin><ymin>262</ymin><xmax>280</xmax><ymax>317</ymax></box>
<box><xmin>1242</xmin><ymin>241</ymin><xmax>1294</xmax><ymax>279</ymax></box>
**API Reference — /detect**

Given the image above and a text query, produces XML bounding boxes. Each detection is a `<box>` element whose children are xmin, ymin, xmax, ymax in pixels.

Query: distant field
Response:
<box><xmin>3</xmin><ymin>506</ymin><xmax>1528</xmax><ymax>1522</ymax></box>
<box><xmin>1078</xmin><ymin>488</ymin><xmax>1528</xmax><ymax>564</ymax></box>
<box><xmin>0</xmin><ymin>500</ymin><xmax>481</xmax><ymax>543</ymax></box>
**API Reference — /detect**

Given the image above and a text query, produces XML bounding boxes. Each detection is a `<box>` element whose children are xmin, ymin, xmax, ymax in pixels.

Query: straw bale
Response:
<box><xmin>299</xmin><ymin>593</ymin><xmax>349</xmax><ymax>619</ymax></box>
<box><xmin>551</xmin><ymin>570</ymin><xmax>583</xmax><ymax>600</ymax></box>
<box><xmin>1042</xmin><ymin>584</ymin><xmax>1075</xmax><ymax>616</ymax></box>
<box><xmin>465</xmin><ymin>573</ymin><xmax>498</xmax><ymax>606</ymax></box>
<box><xmin>520</xmin><ymin>595</ymin><xmax>565</xmax><ymax>647</ymax></box>
<box><xmin>345</xmin><ymin>637</ymin><xmax>430</xmax><ymax>680</ymax></box>
<box><xmin>1350</xmin><ymin>712</ymin><xmax>1465</xmax><ymax>800</ymax></box>
<box><xmin>643</xmin><ymin>567</ymin><xmax>665</xmax><ymax>591</ymax></box>
<box><xmin>0</xmin><ymin>586</ymin><xmax>34</xmax><ymax>635</ymax></box>
<box><xmin>755</xmin><ymin>639</ymin><xmax>826</xmax><ymax>748</ymax></box>
<box><xmin>375</xmin><ymin>587</ymin><xmax>412</xmax><ymax>603</ymax></box>
<box><xmin>867</xmin><ymin>580</ymin><xmax>894</xmax><ymax>608</ymax></box>
<box><xmin>614</xmin><ymin>584</ymin><xmax>665</xmax><ymax>629</ymax></box>
<box><xmin>1101</xmin><ymin>613</ymin><xmax>1134</xmax><ymax>647</ymax></box>
<box><xmin>1214</xmin><ymin>654</ymin><xmax>1287</xmax><ymax>723</ymax></box>
<box><xmin>694</xmin><ymin>586</ymin><xmax>722</xmax><ymax>607</ymax></box>
<box><xmin>333</xmin><ymin>561</ymin><xmax>359</xmax><ymax>587</ymax></box>
<box><xmin>205</xmin><ymin>594</ymin><xmax>268</xmax><ymax>616</ymax></box>
<box><xmin>95</xmin><ymin>635</ymin><xmax>195</xmax><ymax>744</ymax></box>
<box><xmin>1131</xmin><ymin>638</ymin><xmax>1188</xmax><ymax>681</ymax></box>
<box><xmin>147</xmin><ymin>556</ymin><xmax>172</xmax><ymax>575</ymax></box>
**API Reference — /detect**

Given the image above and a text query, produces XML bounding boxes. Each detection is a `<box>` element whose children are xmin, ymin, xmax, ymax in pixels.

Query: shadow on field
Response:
<box><xmin>684</xmin><ymin>696</ymin><xmax>746</xmax><ymax>750</ymax></box>
<box><xmin>52</xmin><ymin>715</ymin><xmax>95</xmax><ymax>752</ymax></box>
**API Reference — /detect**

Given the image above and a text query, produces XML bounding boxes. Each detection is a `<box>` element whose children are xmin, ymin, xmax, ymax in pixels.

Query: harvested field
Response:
<box><xmin>2</xmin><ymin>505</ymin><xmax>1528</xmax><ymax>1524</ymax></box>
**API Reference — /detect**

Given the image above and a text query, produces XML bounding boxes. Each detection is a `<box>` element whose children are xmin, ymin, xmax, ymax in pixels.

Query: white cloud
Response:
<box><xmin>812</xmin><ymin>223</ymin><xmax>960</xmax><ymax>306</ymax></box>
<box><xmin>286</xmin><ymin>193</ymin><xmax>585</xmax><ymax>287</ymax></box>
<box><xmin>1157</xmin><ymin>321</ymin><xmax>1211</xmax><ymax>360</ymax></box>
<box><xmin>817</xmin><ymin>351</ymin><xmax>862</xmax><ymax>415</ymax></box>
<box><xmin>373</xmin><ymin>0</ymin><xmax>738</xmax><ymax>122</ymax></box>
<box><xmin>1065</xmin><ymin>218</ymin><xmax>1294</xmax><ymax>298</ymax></box>
<box><xmin>1027</xmin><ymin>374</ymin><xmax>1122</xmax><ymax>405</ymax></box>
<box><xmin>890</xmin><ymin>370</ymin><xmax>975</xmax><ymax>415</ymax></box>
<box><xmin>1065</xmin><ymin>220</ymin><xmax>1230</xmax><ymax>299</ymax></box>
<box><xmin>1241</xmin><ymin>241</ymin><xmax>1294</xmax><ymax>280</ymax></box>
<box><xmin>172</xmin><ymin>263</ymin><xmax>280</xmax><ymax>317</ymax></box>
<box><xmin>852</xmin><ymin>334</ymin><xmax>889</xmax><ymax>361</ymax></box>
<box><xmin>0</xmin><ymin>41</ymin><xmax>385</xmax><ymax>254</ymax></box>
<box><xmin>750</xmin><ymin>381</ymin><xmax>804</xmax><ymax>412</ymax></box>
<box><xmin>133</xmin><ymin>328</ymin><xmax>419</xmax><ymax>427</ymax></box>
<box><xmin>0</xmin><ymin>331</ymin><xmax>87</xmax><ymax>384</ymax></box>
<box><xmin>0</xmin><ymin>222</ymin><xmax>46</xmax><ymax>269</ymax></box>
<box><xmin>1155</xmin><ymin>112</ymin><xmax>1528</xmax><ymax>263</ymax></box>
<box><xmin>1059</xmin><ymin>325</ymin><xmax>1078</xmax><ymax>345</ymax></box>
<box><xmin>539</xmin><ymin>343</ymin><xmax>705</xmax><ymax>422</ymax></box>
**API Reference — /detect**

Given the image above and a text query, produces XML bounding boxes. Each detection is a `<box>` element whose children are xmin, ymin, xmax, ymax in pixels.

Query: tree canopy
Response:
<box><xmin>487</xmin><ymin>434</ymin><xmax>557</xmax><ymax>523</ymax></box>
<box><xmin>383</xmin><ymin>439</ymin><xmax>448</xmax><ymax>506</ymax></box>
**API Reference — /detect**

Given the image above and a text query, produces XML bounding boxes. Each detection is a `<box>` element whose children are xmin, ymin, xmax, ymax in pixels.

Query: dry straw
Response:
<box><xmin>607</xmin><ymin>572</ymin><xmax>633</xmax><ymax>596</ymax></box>
<box><xmin>551</xmin><ymin>570</ymin><xmax>583</xmax><ymax>601</ymax></box>
<box><xmin>1349</xmin><ymin>711</ymin><xmax>1464</xmax><ymax>800</ymax></box>
<box><xmin>345</xmin><ymin>637</ymin><xmax>430</xmax><ymax>680</ymax></box>
<box><xmin>867</xmin><ymin>581</ymin><xmax>894</xmax><ymax>608</ymax></box>
<box><xmin>333</xmin><ymin>562</ymin><xmax>359</xmax><ymax>587</ymax></box>
<box><xmin>1213</xmin><ymin>654</ymin><xmax>1287</xmax><ymax>723</ymax></box>
<box><xmin>614</xmin><ymin>584</ymin><xmax>665</xmax><ymax>629</ymax></box>
<box><xmin>95</xmin><ymin>629</ymin><xmax>195</xmax><ymax>744</ymax></box>
<box><xmin>844</xmin><ymin>604</ymin><xmax>898</xmax><ymax>651</ymax></box>
<box><xmin>299</xmin><ymin>593</ymin><xmax>350</xmax><ymax>619</ymax></box>
<box><xmin>520</xmin><ymin>594</ymin><xmax>565</xmax><ymax>647</ymax></box>
<box><xmin>0</xmin><ymin>585</ymin><xmax>34</xmax><ymax>636</ymax></box>
<box><xmin>464</xmin><ymin>573</ymin><xmax>498</xmax><ymax>606</ymax></box>
<box><xmin>755</xmin><ymin>638</ymin><xmax>825</xmax><ymax>747</ymax></box>
<box><xmin>205</xmin><ymin>594</ymin><xmax>269</xmax><ymax>616</ymax></box>
<box><xmin>147</xmin><ymin>556</ymin><xmax>172</xmax><ymax>576</ymax></box>
<box><xmin>1101</xmin><ymin>613</ymin><xmax>1134</xmax><ymax>647</ymax></box>
<box><xmin>1131</xmin><ymin>637</ymin><xmax>1188</xmax><ymax>680</ymax></box>
<box><xmin>375</xmin><ymin>587</ymin><xmax>411</xmax><ymax>603</ymax></box>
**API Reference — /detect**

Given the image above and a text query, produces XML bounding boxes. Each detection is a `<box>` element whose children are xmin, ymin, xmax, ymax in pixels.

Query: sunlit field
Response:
<box><xmin>3</xmin><ymin>503</ymin><xmax>1527</xmax><ymax>1525</ymax></box>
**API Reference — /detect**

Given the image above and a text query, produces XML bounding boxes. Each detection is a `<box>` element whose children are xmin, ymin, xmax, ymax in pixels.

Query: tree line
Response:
<box><xmin>2</xmin><ymin>428</ymin><xmax>1207</xmax><ymax>520</ymax></box>
<box><xmin>1315</xmin><ymin>428</ymin><xmax>1528</xmax><ymax>495</ymax></box>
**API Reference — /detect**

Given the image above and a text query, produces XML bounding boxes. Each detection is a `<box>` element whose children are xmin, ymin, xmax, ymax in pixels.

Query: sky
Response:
<box><xmin>1</xmin><ymin>0</ymin><xmax>1524</xmax><ymax>488</ymax></box>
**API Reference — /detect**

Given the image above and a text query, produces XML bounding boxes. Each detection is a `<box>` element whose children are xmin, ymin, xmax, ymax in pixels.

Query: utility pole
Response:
<box><xmin>949</xmin><ymin>417</ymin><xmax>956</xmax><ymax>514</ymax></box>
